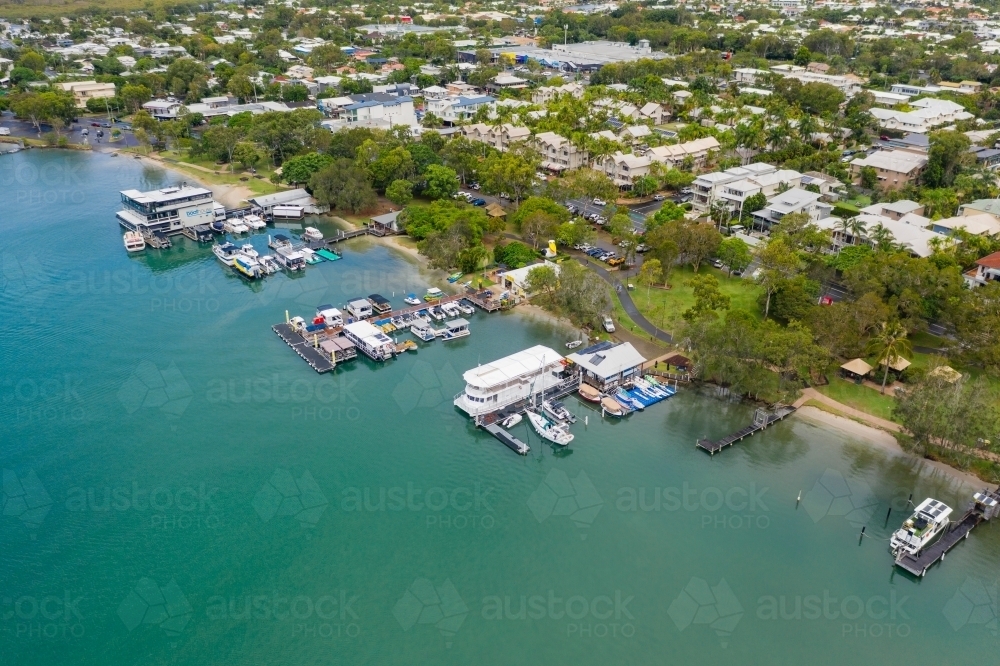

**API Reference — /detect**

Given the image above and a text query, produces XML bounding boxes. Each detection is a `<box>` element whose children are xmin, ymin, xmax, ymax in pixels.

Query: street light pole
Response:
<box><xmin>564</xmin><ymin>24</ymin><xmax>568</xmax><ymax>46</ymax></box>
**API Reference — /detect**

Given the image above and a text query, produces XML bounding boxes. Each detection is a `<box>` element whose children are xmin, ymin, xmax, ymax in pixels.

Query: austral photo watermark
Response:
<box><xmin>756</xmin><ymin>589</ymin><xmax>911</xmax><ymax>639</ymax></box>
<box><xmin>616</xmin><ymin>482</ymin><xmax>770</xmax><ymax>530</ymax></box>
<box><xmin>2</xmin><ymin>373</ymin><xmax>86</xmax><ymax>425</ymax></box>
<box><xmin>340</xmin><ymin>482</ymin><xmax>496</xmax><ymax>530</ymax></box>
<box><xmin>481</xmin><ymin>590</ymin><xmax>636</xmax><ymax>639</ymax></box>
<box><xmin>206</xmin><ymin>590</ymin><xmax>361</xmax><ymax>640</ymax></box>
<box><xmin>64</xmin><ymin>480</ymin><xmax>223</xmax><ymax>531</ymax></box>
<box><xmin>205</xmin><ymin>373</ymin><xmax>361</xmax><ymax>423</ymax></box>
<box><xmin>62</xmin><ymin>265</ymin><xmax>220</xmax><ymax>312</ymax></box>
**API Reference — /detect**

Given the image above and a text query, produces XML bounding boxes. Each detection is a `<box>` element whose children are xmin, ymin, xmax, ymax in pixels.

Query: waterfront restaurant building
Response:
<box><xmin>567</xmin><ymin>341</ymin><xmax>647</xmax><ymax>392</ymax></box>
<box><xmin>454</xmin><ymin>345</ymin><xmax>566</xmax><ymax>418</ymax></box>
<box><xmin>116</xmin><ymin>185</ymin><xmax>217</xmax><ymax>234</ymax></box>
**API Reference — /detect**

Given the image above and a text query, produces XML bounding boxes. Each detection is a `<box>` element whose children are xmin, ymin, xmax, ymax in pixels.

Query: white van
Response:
<box><xmin>603</xmin><ymin>315</ymin><xmax>616</xmax><ymax>333</ymax></box>
<box><xmin>0</xmin><ymin>127</ymin><xmax>10</xmax><ymax>136</ymax></box>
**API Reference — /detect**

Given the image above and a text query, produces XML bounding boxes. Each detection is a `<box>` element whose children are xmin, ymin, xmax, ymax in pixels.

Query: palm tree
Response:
<box><xmin>867</xmin><ymin>321</ymin><xmax>912</xmax><ymax>394</ymax></box>
<box><xmin>797</xmin><ymin>114</ymin><xmax>819</xmax><ymax>144</ymax></box>
<box><xmin>710</xmin><ymin>200</ymin><xmax>730</xmax><ymax>231</ymax></box>
<box><xmin>868</xmin><ymin>222</ymin><xmax>895</xmax><ymax>252</ymax></box>
<box><xmin>835</xmin><ymin>216</ymin><xmax>866</xmax><ymax>247</ymax></box>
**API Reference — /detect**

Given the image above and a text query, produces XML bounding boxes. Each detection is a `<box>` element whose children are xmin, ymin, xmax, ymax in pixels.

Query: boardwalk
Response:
<box><xmin>483</xmin><ymin>423</ymin><xmax>530</xmax><ymax>455</ymax></box>
<box><xmin>697</xmin><ymin>406</ymin><xmax>796</xmax><ymax>455</ymax></box>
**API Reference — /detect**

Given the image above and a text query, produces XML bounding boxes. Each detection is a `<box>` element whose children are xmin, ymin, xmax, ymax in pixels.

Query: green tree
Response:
<box><xmin>742</xmin><ymin>192</ymin><xmax>767</xmax><ymax>223</ymax></box>
<box><xmin>232</xmin><ymin>142</ymin><xmax>261</xmax><ymax>170</ymax></box>
<box><xmin>638</xmin><ymin>258</ymin><xmax>663</xmax><ymax>309</ymax></box>
<box><xmin>683</xmin><ymin>274</ymin><xmax>731</xmax><ymax>322</ymax></box>
<box><xmin>309</xmin><ymin>159</ymin><xmax>377</xmax><ymax>213</ymax></box>
<box><xmin>924</xmin><ymin>130</ymin><xmax>972</xmax><ymax>188</ymax></box>
<box><xmin>386</xmin><ymin>179</ymin><xmax>414</xmax><ymax>207</ymax></box>
<box><xmin>859</xmin><ymin>166</ymin><xmax>878</xmax><ymax>190</ymax></box>
<box><xmin>526</xmin><ymin>264</ymin><xmax>559</xmax><ymax>298</ymax></box>
<box><xmin>717</xmin><ymin>237</ymin><xmax>752</xmax><ymax>276</ymax></box>
<box><xmin>282</xmin><ymin>152</ymin><xmax>334</xmax><ymax>185</ymax></box>
<box><xmin>423</xmin><ymin>164</ymin><xmax>459</xmax><ymax>200</ymax></box>
<box><xmin>440</xmin><ymin>136</ymin><xmax>480</xmax><ymax>184</ymax></box>
<box><xmin>756</xmin><ymin>237</ymin><xmax>801</xmax><ymax>319</ymax></box>
<box><xmin>480</xmin><ymin>145</ymin><xmax>540</xmax><ymax>205</ymax></box>
<box><xmin>867</xmin><ymin>321</ymin><xmax>912</xmax><ymax>394</ymax></box>
<box><xmin>631</xmin><ymin>175</ymin><xmax>658</xmax><ymax>198</ymax></box>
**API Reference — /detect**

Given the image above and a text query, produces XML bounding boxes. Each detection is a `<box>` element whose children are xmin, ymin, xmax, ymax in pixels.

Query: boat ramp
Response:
<box><xmin>696</xmin><ymin>406</ymin><xmax>796</xmax><ymax>455</ymax></box>
<box><xmin>894</xmin><ymin>488</ymin><xmax>1000</xmax><ymax>577</ymax></box>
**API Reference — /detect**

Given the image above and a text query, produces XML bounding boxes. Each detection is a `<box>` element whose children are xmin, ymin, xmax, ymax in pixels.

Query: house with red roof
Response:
<box><xmin>964</xmin><ymin>251</ymin><xmax>1000</xmax><ymax>287</ymax></box>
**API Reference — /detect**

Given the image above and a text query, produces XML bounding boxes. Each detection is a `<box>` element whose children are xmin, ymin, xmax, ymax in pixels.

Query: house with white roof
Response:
<box><xmin>751</xmin><ymin>188</ymin><xmax>832</xmax><ymax>229</ymax></box>
<box><xmin>691</xmin><ymin>163</ymin><xmax>777</xmax><ymax>210</ymax></box>
<box><xmin>567</xmin><ymin>341</ymin><xmax>647</xmax><ymax>392</ymax></box>
<box><xmin>850</xmin><ymin>150</ymin><xmax>927</xmax><ymax>190</ymax></box>
<box><xmin>870</xmin><ymin>98</ymin><xmax>973</xmax><ymax>134</ymax></box>
<box><xmin>815</xmin><ymin>213</ymin><xmax>942</xmax><ymax>258</ymax></box>
<box><xmin>716</xmin><ymin>169</ymin><xmax>804</xmax><ymax>218</ymax></box>
<box><xmin>425</xmin><ymin>95</ymin><xmax>496</xmax><ymax>124</ymax></box>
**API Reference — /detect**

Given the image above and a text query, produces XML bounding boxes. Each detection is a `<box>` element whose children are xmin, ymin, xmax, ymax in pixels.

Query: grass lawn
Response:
<box><xmin>815</xmin><ymin>376</ymin><xmax>899</xmax><ymax>422</ymax></box>
<box><xmin>628</xmin><ymin>265</ymin><xmax>763</xmax><ymax>334</ymax></box>
<box><xmin>133</xmin><ymin>149</ymin><xmax>284</xmax><ymax>197</ymax></box>
<box><xmin>842</xmin><ymin>195</ymin><xmax>871</xmax><ymax>208</ymax></box>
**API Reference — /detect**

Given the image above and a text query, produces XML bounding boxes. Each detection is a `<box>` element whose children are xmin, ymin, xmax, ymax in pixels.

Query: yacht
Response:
<box><xmin>429</xmin><ymin>306</ymin><xmax>446</xmax><ymax>321</ymax></box>
<box><xmin>244</xmin><ymin>214</ymin><xmax>266</xmax><ymax>230</ymax></box>
<box><xmin>404</xmin><ymin>294</ymin><xmax>421</xmax><ymax>306</ymax></box>
<box><xmin>233</xmin><ymin>255</ymin><xmax>263</xmax><ymax>279</ymax></box>
<box><xmin>454</xmin><ymin>345</ymin><xmax>568</xmax><ymax>418</ymax></box>
<box><xmin>457</xmin><ymin>300</ymin><xmax>475</xmax><ymax>315</ymax></box>
<box><xmin>258</xmin><ymin>255</ymin><xmax>280</xmax><ymax>274</ymax></box>
<box><xmin>225</xmin><ymin>218</ymin><xmax>249</xmax><ymax>234</ymax></box>
<box><xmin>891</xmin><ymin>498</ymin><xmax>953</xmax><ymax>556</ymax></box>
<box><xmin>213</xmin><ymin>242</ymin><xmax>240</xmax><ymax>266</ymax></box>
<box><xmin>238</xmin><ymin>243</ymin><xmax>259</xmax><ymax>260</ymax></box>
<box><xmin>542</xmin><ymin>400</ymin><xmax>573</xmax><ymax>423</ymax></box>
<box><xmin>526</xmin><ymin>410</ymin><xmax>574</xmax><ymax>446</ymax></box>
<box><xmin>123</xmin><ymin>231</ymin><xmax>146</xmax><ymax>252</ymax></box>
<box><xmin>303</xmin><ymin>226</ymin><xmax>323</xmax><ymax>241</ymax></box>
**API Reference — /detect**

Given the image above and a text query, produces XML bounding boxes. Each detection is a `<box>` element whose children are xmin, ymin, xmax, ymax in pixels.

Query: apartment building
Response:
<box><xmin>850</xmin><ymin>150</ymin><xmax>928</xmax><ymax>190</ymax></box>
<box><xmin>535</xmin><ymin>131</ymin><xmax>588</xmax><ymax>171</ymax></box>
<box><xmin>531</xmin><ymin>81</ymin><xmax>585</xmax><ymax>105</ymax></box>
<box><xmin>595</xmin><ymin>137</ymin><xmax>723</xmax><ymax>188</ymax></box>
<box><xmin>425</xmin><ymin>95</ymin><xmax>496</xmax><ymax>124</ymax></box>
<box><xmin>57</xmin><ymin>80</ymin><xmax>116</xmax><ymax>107</ymax></box>
<box><xmin>750</xmin><ymin>188</ymin><xmax>832</xmax><ymax>228</ymax></box>
<box><xmin>691</xmin><ymin>163</ymin><xmax>778</xmax><ymax>210</ymax></box>
<box><xmin>461</xmin><ymin>123</ymin><xmax>531</xmax><ymax>151</ymax></box>
<box><xmin>716</xmin><ymin>169</ymin><xmax>804</xmax><ymax>217</ymax></box>
<box><xmin>870</xmin><ymin>98</ymin><xmax>973</xmax><ymax>134</ymax></box>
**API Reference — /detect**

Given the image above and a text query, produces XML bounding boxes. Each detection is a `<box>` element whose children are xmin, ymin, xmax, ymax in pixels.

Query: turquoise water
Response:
<box><xmin>2</xmin><ymin>150</ymin><xmax>999</xmax><ymax>664</ymax></box>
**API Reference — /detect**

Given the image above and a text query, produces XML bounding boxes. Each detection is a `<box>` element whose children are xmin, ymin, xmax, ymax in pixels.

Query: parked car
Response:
<box><xmin>652</xmin><ymin>194</ymin><xmax>666</xmax><ymax>201</ymax></box>
<box><xmin>710</xmin><ymin>259</ymin><xmax>724</xmax><ymax>269</ymax></box>
<box><xmin>471</xmin><ymin>198</ymin><xmax>487</xmax><ymax>206</ymax></box>
<box><xmin>607</xmin><ymin>257</ymin><xmax>626</xmax><ymax>267</ymax></box>
<box><xmin>635</xmin><ymin>243</ymin><xmax>649</xmax><ymax>253</ymax></box>
<box><xmin>592</xmin><ymin>198</ymin><xmax>607</xmax><ymax>206</ymax></box>
<box><xmin>603</xmin><ymin>316</ymin><xmax>616</xmax><ymax>333</ymax></box>
<box><xmin>91</xmin><ymin>122</ymin><xmax>100</xmax><ymax>127</ymax></box>
<box><xmin>680</xmin><ymin>187</ymin><xmax>693</xmax><ymax>194</ymax></box>
<box><xmin>470</xmin><ymin>182</ymin><xmax>481</xmax><ymax>190</ymax></box>
<box><xmin>0</xmin><ymin>127</ymin><xmax>9</xmax><ymax>136</ymax></box>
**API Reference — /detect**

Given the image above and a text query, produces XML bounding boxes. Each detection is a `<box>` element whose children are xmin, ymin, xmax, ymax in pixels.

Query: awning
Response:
<box><xmin>879</xmin><ymin>356</ymin><xmax>911</xmax><ymax>372</ymax></box>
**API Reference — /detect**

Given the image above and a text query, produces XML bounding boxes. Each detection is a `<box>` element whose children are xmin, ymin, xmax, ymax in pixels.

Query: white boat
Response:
<box><xmin>542</xmin><ymin>400</ymin><xmax>573</xmax><ymax>423</ymax></box>
<box><xmin>258</xmin><ymin>255</ymin><xmax>280</xmax><ymax>274</ymax></box>
<box><xmin>526</xmin><ymin>410</ymin><xmax>574</xmax><ymax>446</ymax></box>
<box><xmin>316</xmin><ymin>305</ymin><xmax>344</xmax><ymax>328</ymax></box>
<box><xmin>441</xmin><ymin>302</ymin><xmax>461</xmax><ymax>318</ymax></box>
<box><xmin>274</xmin><ymin>246</ymin><xmax>305</xmax><ymax>271</ymax></box>
<box><xmin>244</xmin><ymin>214</ymin><xmax>266</xmax><ymax>230</ymax></box>
<box><xmin>123</xmin><ymin>230</ymin><xmax>146</xmax><ymax>252</ymax></box>
<box><xmin>891</xmin><ymin>498</ymin><xmax>953</xmax><ymax>556</ymax></box>
<box><xmin>454</xmin><ymin>345</ymin><xmax>568</xmax><ymax>418</ymax></box>
<box><xmin>429</xmin><ymin>306</ymin><xmax>446</xmax><ymax>321</ymax></box>
<box><xmin>225</xmin><ymin>218</ymin><xmax>249</xmax><ymax>234</ymax></box>
<box><xmin>303</xmin><ymin>226</ymin><xmax>323</xmax><ymax>241</ymax></box>
<box><xmin>565</xmin><ymin>340</ymin><xmax>583</xmax><ymax>349</ymax></box>
<box><xmin>457</xmin><ymin>300</ymin><xmax>475</xmax><ymax>315</ymax></box>
<box><xmin>233</xmin><ymin>254</ymin><xmax>263</xmax><ymax>279</ymax></box>
<box><xmin>501</xmin><ymin>413</ymin><xmax>522</xmax><ymax>429</ymax></box>
<box><xmin>404</xmin><ymin>294</ymin><xmax>421</xmax><ymax>306</ymax></box>
<box><xmin>213</xmin><ymin>242</ymin><xmax>239</xmax><ymax>266</ymax></box>
<box><xmin>634</xmin><ymin>377</ymin><xmax>667</xmax><ymax>398</ymax></box>
<box><xmin>238</xmin><ymin>243</ymin><xmax>259</xmax><ymax>260</ymax></box>
<box><xmin>441</xmin><ymin>318</ymin><xmax>470</xmax><ymax>341</ymax></box>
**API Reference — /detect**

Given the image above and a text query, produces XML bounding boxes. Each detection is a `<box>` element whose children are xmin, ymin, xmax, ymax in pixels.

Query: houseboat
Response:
<box><xmin>303</xmin><ymin>226</ymin><xmax>323</xmax><ymax>241</ymax></box>
<box><xmin>441</xmin><ymin>318</ymin><xmax>470</xmax><ymax>341</ymax></box>
<box><xmin>890</xmin><ymin>498</ymin><xmax>953</xmax><ymax>557</ymax></box>
<box><xmin>274</xmin><ymin>246</ymin><xmax>305</xmax><ymax>271</ymax></box>
<box><xmin>123</xmin><ymin>231</ymin><xmax>146</xmax><ymax>252</ymax></box>
<box><xmin>453</xmin><ymin>345</ymin><xmax>568</xmax><ymax>418</ymax></box>
<box><xmin>411</xmin><ymin>320</ymin><xmax>436</xmax><ymax>342</ymax></box>
<box><xmin>368</xmin><ymin>294</ymin><xmax>392</xmax><ymax>314</ymax></box>
<box><xmin>347</xmin><ymin>298</ymin><xmax>373</xmax><ymax>320</ymax></box>
<box><xmin>424</xmin><ymin>287</ymin><xmax>444</xmax><ymax>301</ymax></box>
<box><xmin>117</xmin><ymin>185</ymin><xmax>216</xmax><ymax>236</ymax></box>
<box><xmin>316</xmin><ymin>305</ymin><xmax>344</xmax><ymax>328</ymax></box>
<box><xmin>342</xmin><ymin>320</ymin><xmax>396</xmax><ymax>361</ymax></box>
<box><xmin>268</xmin><ymin>234</ymin><xmax>293</xmax><ymax>251</ymax></box>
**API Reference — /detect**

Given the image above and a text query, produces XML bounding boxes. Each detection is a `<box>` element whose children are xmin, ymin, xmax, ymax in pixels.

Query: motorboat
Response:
<box><xmin>447</xmin><ymin>272</ymin><xmax>463</xmax><ymax>283</ymax></box>
<box><xmin>258</xmin><ymin>255</ymin><xmax>280</xmax><ymax>274</ymax></box>
<box><xmin>542</xmin><ymin>400</ymin><xmax>574</xmax><ymax>423</ymax></box>
<box><xmin>526</xmin><ymin>410</ymin><xmax>574</xmax><ymax>446</ymax></box>
<box><xmin>429</xmin><ymin>306</ymin><xmax>446</xmax><ymax>321</ymax></box>
<box><xmin>268</xmin><ymin>234</ymin><xmax>293</xmax><ymax>250</ymax></box>
<box><xmin>303</xmin><ymin>226</ymin><xmax>323</xmax><ymax>241</ymax></box>
<box><xmin>457</xmin><ymin>300</ymin><xmax>475</xmax><ymax>315</ymax></box>
<box><xmin>578</xmin><ymin>383</ymin><xmax>602</xmax><ymax>403</ymax></box>
<box><xmin>243</xmin><ymin>214</ymin><xmax>266</xmax><ymax>230</ymax></box>
<box><xmin>441</xmin><ymin>302</ymin><xmax>461</xmax><ymax>318</ymax></box>
<box><xmin>615</xmin><ymin>388</ymin><xmax>644</xmax><ymax>411</ymax></box>
<box><xmin>890</xmin><ymin>498</ymin><xmax>953</xmax><ymax>556</ymax></box>
<box><xmin>634</xmin><ymin>377</ymin><xmax>667</xmax><ymax>398</ymax></box>
<box><xmin>424</xmin><ymin>287</ymin><xmax>444</xmax><ymax>301</ymax></box>
<box><xmin>233</xmin><ymin>254</ymin><xmax>263</xmax><ymax>279</ymax></box>
<box><xmin>123</xmin><ymin>231</ymin><xmax>146</xmax><ymax>252</ymax></box>
<box><xmin>213</xmin><ymin>242</ymin><xmax>239</xmax><ymax>266</ymax></box>
<box><xmin>600</xmin><ymin>396</ymin><xmax>626</xmax><ymax>417</ymax></box>
<box><xmin>211</xmin><ymin>220</ymin><xmax>226</xmax><ymax>233</ymax></box>
<box><xmin>565</xmin><ymin>340</ymin><xmax>583</xmax><ymax>349</ymax></box>
<box><xmin>238</xmin><ymin>243</ymin><xmax>259</xmax><ymax>260</ymax></box>
<box><xmin>501</xmin><ymin>413</ymin><xmax>522</xmax><ymax>429</ymax></box>
<box><xmin>404</xmin><ymin>294</ymin><xmax>421</xmax><ymax>306</ymax></box>
<box><xmin>225</xmin><ymin>218</ymin><xmax>249</xmax><ymax>234</ymax></box>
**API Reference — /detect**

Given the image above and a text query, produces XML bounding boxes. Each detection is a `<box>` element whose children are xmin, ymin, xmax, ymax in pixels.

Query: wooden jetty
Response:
<box><xmin>894</xmin><ymin>488</ymin><xmax>1000</xmax><ymax>577</ymax></box>
<box><xmin>483</xmin><ymin>423</ymin><xmax>530</xmax><ymax>455</ymax></box>
<box><xmin>696</xmin><ymin>406</ymin><xmax>796</xmax><ymax>455</ymax></box>
<box><xmin>273</xmin><ymin>323</ymin><xmax>337</xmax><ymax>373</ymax></box>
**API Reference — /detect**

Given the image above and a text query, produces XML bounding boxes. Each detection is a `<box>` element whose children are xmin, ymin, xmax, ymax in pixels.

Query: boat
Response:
<box><xmin>224</xmin><ymin>218</ymin><xmax>249</xmax><ymax>234</ymax></box>
<box><xmin>424</xmin><ymin>287</ymin><xmax>444</xmax><ymax>301</ymax></box>
<box><xmin>238</xmin><ymin>243</ymin><xmax>259</xmax><ymax>260</ymax></box>
<box><xmin>501</xmin><ymin>413</ymin><xmax>522</xmax><ymax>429</ymax></box>
<box><xmin>274</xmin><ymin>246</ymin><xmax>305</xmax><ymax>271</ymax></box>
<box><xmin>213</xmin><ymin>242</ymin><xmax>239</xmax><ymax>266</ymax></box>
<box><xmin>404</xmin><ymin>294</ymin><xmax>421</xmax><ymax>306</ymax></box>
<box><xmin>457</xmin><ymin>300</ymin><xmax>475</xmax><ymax>315</ymax></box>
<box><xmin>578</xmin><ymin>383</ymin><xmax>602</xmax><ymax>403</ymax></box>
<box><xmin>268</xmin><ymin>234</ymin><xmax>293</xmax><ymax>251</ymax></box>
<box><xmin>634</xmin><ymin>377</ymin><xmax>667</xmax><ymax>398</ymax></box>
<box><xmin>123</xmin><ymin>231</ymin><xmax>146</xmax><ymax>252</ymax></box>
<box><xmin>890</xmin><ymin>498</ymin><xmax>953</xmax><ymax>556</ymax></box>
<box><xmin>615</xmin><ymin>388</ymin><xmax>644</xmax><ymax>411</ymax></box>
<box><xmin>453</xmin><ymin>345</ymin><xmax>569</xmax><ymax>419</ymax></box>
<box><xmin>447</xmin><ymin>272</ymin><xmax>463</xmax><ymax>283</ymax></box>
<box><xmin>600</xmin><ymin>396</ymin><xmax>626</xmax><ymax>417</ymax></box>
<box><xmin>441</xmin><ymin>302</ymin><xmax>461</xmax><ymax>318</ymax></box>
<box><xmin>565</xmin><ymin>340</ymin><xmax>583</xmax><ymax>349</ymax></box>
<box><xmin>542</xmin><ymin>400</ymin><xmax>574</xmax><ymax>423</ymax></box>
<box><xmin>411</xmin><ymin>320</ymin><xmax>436</xmax><ymax>342</ymax></box>
<box><xmin>526</xmin><ymin>410</ymin><xmax>574</xmax><ymax>446</ymax></box>
<box><xmin>243</xmin><ymin>214</ymin><xmax>266</xmax><ymax>231</ymax></box>
<box><xmin>211</xmin><ymin>220</ymin><xmax>226</xmax><ymax>234</ymax></box>
<box><xmin>300</xmin><ymin>247</ymin><xmax>323</xmax><ymax>264</ymax></box>
<box><xmin>259</xmin><ymin>255</ymin><xmax>280</xmax><ymax>274</ymax></box>
<box><xmin>316</xmin><ymin>305</ymin><xmax>343</xmax><ymax>327</ymax></box>
<box><xmin>395</xmin><ymin>339</ymin><xmax>418</xmax><ymax>353</ymax></box>
<box><xmin>303</xmin><ymin>226</ymin><xmax>323</xmax><ymax>241</ymax></box>
<box><xmin>233</xmin><ymin>254</ymin><xmax>263</xmax><ymax>279</ymax></box>
<box><xmin>441</xmin><ymin>318</ymin><xmax>470</xmax><ymax>341</ymax></box>
<box><xmin>428</xmin><ymin>306</ymin><xmax>446</xmax><ymax>321</ymax></box>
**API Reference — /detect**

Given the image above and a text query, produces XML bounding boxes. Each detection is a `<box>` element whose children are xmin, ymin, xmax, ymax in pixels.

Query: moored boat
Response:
<box><xmin>404</xmin><ymin>293</ymin><xmax>421</xmax><ymax>306</ymax></box>
<box><xmin>890</xmin><ymin>498</ymin><xmax>953</xmax><ymax>557</ymax></box>
<box><xmin>238</xmin><ymin>243</ymin><xmax>259</xmax><ymax>260</ymax></box>
<box><xmin>244</xmin><ymin>214</ymin><xmax>266</xmax><ymax>230</ymax></box>
<box><xmin>233</xmin><ymin>254</ymin><xmax>263</xmax><ymax>279</ymax></box>
<box><xmin>447</xmin><ymin>272</ymin><xmax>463</xmax><ymax>283</ymax></box>
<box><xmin>303</xmin><ymin>226</ymin><xmax>323</xmax><ymax>241</ymax></box>
<box><xmin>258</xmin><ymin>255</ymin><xmax>280</xmax><ymax>274</ymax></box>
<box><xmin>565</xmin><ymin>340</ymin><xmax>583</xmax><ymax>349</ymax></box>
<box><xmin>600</xmin><ymin>396</ymin><xmax>626</xmax><ymax>417</ymax></box>
<box><xmin>123</xmin><ymin>230</ymin><xmax>146</xmax><ymax>252</ymax></box>
<box><xmin>578</xmin><ymin>383</ymin><xmax>602</xmax><ymax>403</ymax></box>
<box><xmin>213</xmin><ymin>242</ymin><xmax>239</xmax><ymax>266</ymax></box>
<box><xmin>225</xmin><ymin>218</ymin><xmax>249</xmax><ymax>234</ymax></box>
<box><xmin>542</xmin><ymin>400</ymin><xmax>573</xmax><ymax>423</ymax></box>
<box><xmin>501</xmin><ymin>413</ymin><xmax>522</xmax><ymax>429</ymax></box>
<box><xmin>424</xmin><ymin>287</ymin><xmax>444</xmax><ymax>301</ymax></box>
<box><xmin>526</xmin><ymin>410</ymin><xmax>574</xmax><ymax>446</ymax></box>
<box><xmin>457</xmin><ymin>300</ymin><xmax>475</xmax><ymax>315</ymax></box>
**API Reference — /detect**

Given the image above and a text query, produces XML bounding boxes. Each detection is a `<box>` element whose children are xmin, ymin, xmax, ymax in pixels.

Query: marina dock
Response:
<box><xmin>894</xmin><ymin>488</ymin><xmax>1000</xmax><ymax>577</ymax></box>
<box><xmin>273</xmin><ymin>323</ymin><xmax>337</xmax><ymax>373</ymax></box>
<box><xmin>696</xmin><ymin>406</ymin><xmax>796</xmax><ymax>455</ymax></box>
<box><xmin>483</xmin><ymin>423</ymin><xmax>530</xmax><ymax>455</ymax></box>
<box><xmin>474</xmin><ymin>376</ymin><xmax>582</xmax><ymax>428</ymax></box>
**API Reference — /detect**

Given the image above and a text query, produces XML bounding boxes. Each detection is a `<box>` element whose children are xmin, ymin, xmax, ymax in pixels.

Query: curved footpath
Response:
<box><xmin>573</xmin><ymin>256</ymin><xmax>674</xmax><ymax>343</ymax></box>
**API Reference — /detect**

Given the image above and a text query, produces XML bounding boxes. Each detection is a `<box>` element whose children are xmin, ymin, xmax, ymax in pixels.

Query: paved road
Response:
<box><xmin>572</xmin><ymin>253</ymin><xmax>673</xmax><ymax>343</ymax></box>
<box><xmin>1</xmin><ymin>112</ymin><xmax>139</xmax><ymax>148</ymax></box>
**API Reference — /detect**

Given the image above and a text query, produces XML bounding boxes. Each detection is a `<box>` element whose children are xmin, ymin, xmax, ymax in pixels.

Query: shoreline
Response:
<box><xmin>114</xmin><ymin>150</ymin><xmax>258</xmax><ymax>208</ymax></box>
